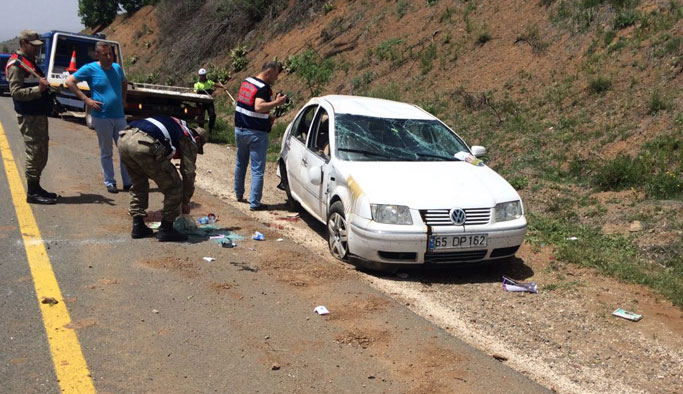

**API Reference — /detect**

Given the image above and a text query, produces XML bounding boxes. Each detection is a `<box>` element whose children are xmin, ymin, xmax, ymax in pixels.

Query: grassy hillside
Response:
<box><xmin>103</xmin><ymin>0</ymin><xmax>682</xmax><ymax>306</ymax></box>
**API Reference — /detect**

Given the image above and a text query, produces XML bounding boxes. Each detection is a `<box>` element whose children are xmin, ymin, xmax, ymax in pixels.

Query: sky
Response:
<box><xmin>1</xmin><ymin>0</ymin><xmax>85</xmax><ymax>42</ymax></box>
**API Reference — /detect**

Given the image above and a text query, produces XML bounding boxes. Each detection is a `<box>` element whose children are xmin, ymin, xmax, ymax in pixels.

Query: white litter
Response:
<box><xmin>502</xmin><ymin>276</ymin><xmax>538</xmax><ymax>293</ymax></box>
<box><xmin>203</xmin><ymin>257</ymin><xmax>215</xmax><ymax>262</ymax></box>
<box><xmin>314</xmin><ymin>306</ymin><xmax>330</xmax><ymax>315</ymax></box>
<box><xmin>276</xmin><ymin>238</ymin><xmax>284</xmax><ymax>242</ymax></box>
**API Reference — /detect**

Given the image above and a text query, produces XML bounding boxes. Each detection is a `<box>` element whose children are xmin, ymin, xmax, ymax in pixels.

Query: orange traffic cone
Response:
<box><xmin>66</xmin><ymin>50</ymin><xmax>78</xmax><ymax>73</ymax></box>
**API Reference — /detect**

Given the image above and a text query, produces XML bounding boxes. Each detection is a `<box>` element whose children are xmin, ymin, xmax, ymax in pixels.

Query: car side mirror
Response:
<box><xmin>471</xmin><ymin>145</ymin><xmax>486</xmax><ymax>158</ymax></box>
<box><xmin>309</xmin><ymin>166</ymin><xmax>323</xmax><ymax>185</ymax></box>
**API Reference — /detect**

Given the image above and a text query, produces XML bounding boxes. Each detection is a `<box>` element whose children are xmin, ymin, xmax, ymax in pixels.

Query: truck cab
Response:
<box><xmin>0</xmin><ymin>53</ymin><xmax>10</xmax><ymax>94</ymax></box>
<box><xmin>37</xmin><ymin>31</ymin><xmax>212</xmax><ymax>128</ymax></box>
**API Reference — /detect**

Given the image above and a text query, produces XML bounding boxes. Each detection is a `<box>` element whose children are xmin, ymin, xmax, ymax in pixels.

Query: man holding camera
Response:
<box><xmin>118</xmin><ymin>116</ymin><xmax>206</xmax><ymax>242</ymax></box>
<box><xmin>233</xmin><ymin>61</ymin><xmax>287</xmax><ymax>211</ymax></box>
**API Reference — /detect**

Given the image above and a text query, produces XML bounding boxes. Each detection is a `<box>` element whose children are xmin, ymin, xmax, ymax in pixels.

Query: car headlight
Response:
<box><xmin>371</xmin><ymin>204</ymin><xmax>413</xmax><ymax>225</ymax></box>
<box><xmin>495</xmin><ymin>201</ymin><xmax>522</xmax><ymax>222</ymax></box>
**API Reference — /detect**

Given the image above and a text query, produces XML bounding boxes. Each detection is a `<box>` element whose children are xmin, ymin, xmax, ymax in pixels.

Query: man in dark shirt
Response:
<box><xmin>6</xmin><ymin>29</ymin><xmax>56</xmax><ymax>204</ymax></box>
<box><xmin>118</xmin><ymin>116</ymin><xmax>206</xmax><ymax>242</ymax></box>
<box><xmin>233</xmin><ymin>61</ymin><xmax>287</xmax><ymax>211</ymax></box>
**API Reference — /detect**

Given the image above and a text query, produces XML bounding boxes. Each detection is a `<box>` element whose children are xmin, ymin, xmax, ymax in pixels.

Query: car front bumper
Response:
<box><xmin>347</xmin><ymin>215</ymin><xmax>527</xmax><ymax>264</ymax></box>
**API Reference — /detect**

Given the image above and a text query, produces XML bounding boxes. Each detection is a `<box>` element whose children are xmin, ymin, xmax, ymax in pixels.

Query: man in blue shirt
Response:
<box><xmin>233</xmin><ymin>61</ymin><xmax>287</xmax><ymax>211</ymax></box>
<box><xmin>66</xmin><ymin>41</ymin><xmax>130</xmax><ymax>194</ymax></box>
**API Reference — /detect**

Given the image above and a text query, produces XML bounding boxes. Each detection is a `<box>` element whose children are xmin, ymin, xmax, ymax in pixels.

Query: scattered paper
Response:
<box><xmin>502</xmin><ymin>276</ymin><xmax>538</xmax><ymax>293</ymax></box>
<box><xmin>203</xmin><ymin>257</ymin><xmax>215</xmax><ymax>262</ymax></box>
<box><xmin>454</xmin><ymin>151</ymin><xmax>484</xmax><ymax>166</ymax></box>
<box><xmin>276</xmin><ymin>238</ymin><xmax>284</xmax><ymax>242</ymax></box>
<box><xmin>612</xmin><ymin>308</ymin><xmax>642</xmax><ymax>322</ymax></box>
<box><xmin>314</xmin><ymin>306</ymin><xmax>330</xmax><ymax>315</ymax></box>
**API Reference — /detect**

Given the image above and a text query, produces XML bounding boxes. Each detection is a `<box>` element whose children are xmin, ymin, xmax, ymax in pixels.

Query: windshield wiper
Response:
<box><xmin>337</xmin><ymin>147</ymin><xmax>393</xmax><ymax>159</ymax></box>
<box><xmin>414</xmin><ymin>152</ymin><xmax>460</xmax><ymax>161</ymax></box>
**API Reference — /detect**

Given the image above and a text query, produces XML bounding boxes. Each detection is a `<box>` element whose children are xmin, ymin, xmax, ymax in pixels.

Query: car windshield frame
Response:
<box><xmin>334</xmin><ymin>113</ymin><xmax>471</xmax><ymax>162</ymax></box>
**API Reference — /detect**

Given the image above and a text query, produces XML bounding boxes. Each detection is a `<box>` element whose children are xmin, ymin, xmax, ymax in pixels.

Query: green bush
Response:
<box><xmin>476</xmin><ymin>31</ymin><xmax>491</xmax><ymax>45</ymax></box>
<box><xmin>351</xmin><ymin>71</ymin><xmax>375</xmax><ymax>94</ymax></box>
<box><xmin>287</xmin><ymin>49</ymin><xmax>335</xmax><ymax>96</ymax></box>
<box><xmin>648</xmin><ymin>89</ymin><xmax>670</xmax><ymax>114</ymax></box>
<box><xmin>593</xmin><ymin>154</ymin><xmax>641</xmax><ymax>190</ymax></box>
<box><xmin>396</xmin><ymin>1</ymin><xmax>412</xmax><ymax>19</ymax></box>
<box><xmin>613</xmin><ymin>9</ymin><xmax>640</xmax><ymax>29</ymax></box>
<box><xmin>208</xmin><ymin>117</ymin><xmax>234</xmax><ymax>144</ymax></box>
<box><xmin>420</xmin><ymin>44</ymin><xmax>437</xmax><ymax>74</ymax></box>
<box><xmin>508</xmin><ymin>175</ymin><xmax>529</xmax><ymax>190</ymax></box>
<box><xmin>592</xmin><ymin>135</ymin><xmax>682</xmax><ymax>199</ymax></box>
<box><xmin>230</xmin><ymin>45</ymin><xmax>248</xmax><ymax>73</ymax></box>
<box><xmin>588</xmin><ymin>76</ymin><xmax>612</xmax><ymax>94</ymax></box>
<box><xmin>376</xmin><ymin>38</ymin><xmax>404</xmax><ymax>63</ymax></box>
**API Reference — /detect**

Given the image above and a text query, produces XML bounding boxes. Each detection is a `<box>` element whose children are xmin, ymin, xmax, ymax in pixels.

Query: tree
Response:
<box><xmin>78</xmin><ymin>0</ymin><xmax>156</xmax><ymax>29</ymax></box>
<box><xmin>287</xmin><ymin>49</ymin><xmax>335</xmax><ymax>96</ymax></box>
<box><xmin>78</xmin><ymin>0</ymin><xmax>118</xmax><ymax>29</ymax></box>
<box><xmin>119</xmin><ymin>0</ymin><xmax>146</xmax><ymax>14</ymax></box>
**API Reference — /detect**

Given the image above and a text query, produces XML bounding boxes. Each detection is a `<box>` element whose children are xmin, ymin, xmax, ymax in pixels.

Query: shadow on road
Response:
<box><xmin>385</xmin><ymin>257</ymin><xmax>536</xmax><ymax>285</ymax></box>
<box><xmin>57</xmin><ymin>193</ymin><xmax>116</xmax><ymax>205</ymax></box>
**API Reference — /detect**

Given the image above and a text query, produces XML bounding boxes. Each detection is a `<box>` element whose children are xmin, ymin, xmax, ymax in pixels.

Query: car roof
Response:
<box><xmin>314</xmin><ymin>95</ymin><xmax>436</xmax><ymax>120</ymax></box>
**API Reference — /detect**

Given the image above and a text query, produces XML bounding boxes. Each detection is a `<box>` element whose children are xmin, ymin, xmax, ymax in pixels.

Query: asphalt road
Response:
<box><xmin>0</xmin><ymin>96</ymin><xmax>551</xmax><ymax>394</ymax></box>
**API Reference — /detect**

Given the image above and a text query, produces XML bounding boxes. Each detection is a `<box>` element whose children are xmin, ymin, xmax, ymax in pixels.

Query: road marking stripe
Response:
<box><xmin>0</xmin><ymin>120</ymin><xmax>96</xmax><ymax>393</ymax></box>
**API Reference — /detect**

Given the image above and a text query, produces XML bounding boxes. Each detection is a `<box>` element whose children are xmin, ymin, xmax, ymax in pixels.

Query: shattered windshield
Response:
<box><xmin>335</xmin><ymin>114</ymin><xmax>470</xmax><ymax>161</ymax></box>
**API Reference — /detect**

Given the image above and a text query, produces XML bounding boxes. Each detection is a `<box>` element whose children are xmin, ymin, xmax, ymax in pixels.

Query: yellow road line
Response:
<box><xmin>0</xmin><ymin>120</ymin><xmax>96</xmax><ymax>393</ymax></box>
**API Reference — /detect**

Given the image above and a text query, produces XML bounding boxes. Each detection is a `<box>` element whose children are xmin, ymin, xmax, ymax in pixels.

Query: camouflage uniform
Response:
<box><xmin>7</xmin><ymin>50</ymin><xmax>50</xmax><ymax>185</ymax></box>
<box><xmin>118</xmin><ymin>128</ymin><xmax>198</xmax><ymax>222</ymax></box>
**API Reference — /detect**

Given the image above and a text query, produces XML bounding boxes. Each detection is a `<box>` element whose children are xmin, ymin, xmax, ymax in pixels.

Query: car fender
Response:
<box><xmin>327</xmin><ymin>171</ymin><xmax>372</xmax><ymax>221</ymax></box>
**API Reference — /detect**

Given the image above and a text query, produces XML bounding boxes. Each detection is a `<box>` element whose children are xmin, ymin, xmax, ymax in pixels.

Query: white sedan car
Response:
<box><xmin>277</xmin><ymin>95</ymin><xmax>526</xmax><ymax>267</ymax></box>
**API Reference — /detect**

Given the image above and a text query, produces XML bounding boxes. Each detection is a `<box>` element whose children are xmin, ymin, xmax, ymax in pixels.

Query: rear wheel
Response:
<box><xmin>327</xmin><ymin>201</ymin><xmax>348</xmax><ymax>261</ymax></box>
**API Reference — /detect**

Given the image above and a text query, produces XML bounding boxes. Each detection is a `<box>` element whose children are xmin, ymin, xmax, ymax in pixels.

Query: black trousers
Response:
<box><xmin>205</xmin><ymin>102</ymin><xmax>216</xmax><ymax>133</ymax></box>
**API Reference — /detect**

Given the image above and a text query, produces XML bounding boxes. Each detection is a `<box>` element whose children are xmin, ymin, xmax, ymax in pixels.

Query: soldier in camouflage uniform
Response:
<box><xmin>118</xmin><ymin>115</ymin><xmax>206</xmax><ymax>242</ymax></box>
<box><xmin>6</xmin><ymin>30</ymin><xmax>56</xmax><ymax>205</ymax></box>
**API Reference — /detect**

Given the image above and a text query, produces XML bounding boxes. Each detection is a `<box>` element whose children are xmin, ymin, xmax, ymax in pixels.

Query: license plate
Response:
<box><xmin>429</xmin><ymin>234</ymin><xmax>487</xmax><ymax>251</ymax></box>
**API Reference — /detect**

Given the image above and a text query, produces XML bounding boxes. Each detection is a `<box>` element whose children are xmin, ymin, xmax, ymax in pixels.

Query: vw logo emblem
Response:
<box><xmin>450</xmin><ymin>208</ymin><xmax>466</xmax><ymax>225</ymax></box>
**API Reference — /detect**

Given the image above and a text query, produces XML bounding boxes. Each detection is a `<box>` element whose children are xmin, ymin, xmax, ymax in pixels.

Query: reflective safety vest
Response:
<box><xmin>6</xmin><ymin>52</ymin><xmax>52</xmax><ymax>116</ymax></box>
<box><xmin>194</xmin><ymin>79</ymin><xmax>215</xmax><ymax>94</ymax></box>
<box><xmin>234</xmin><ymin>77</ymin><xmax>271</xmax><ymax>133</ymax></box>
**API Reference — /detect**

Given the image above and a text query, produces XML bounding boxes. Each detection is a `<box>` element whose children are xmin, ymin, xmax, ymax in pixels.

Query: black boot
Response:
<box><xmin>156</xmin><ymin>219</ymin><xmax>187</xmax><ymax>242</ymax></box>
<box><xmin>26</xmin><ymin>181</ymin><xmax>56</xmax><ymax>205</ymax></box>
<box><xmin>131</xmin><ymin>216</ymin><xmax>153</xmax><ymax>239</ymax></box>
<box><xmin>37</xmin><ymin>185</ymin><xmax>57</xmax><ymax>199</ymax></box>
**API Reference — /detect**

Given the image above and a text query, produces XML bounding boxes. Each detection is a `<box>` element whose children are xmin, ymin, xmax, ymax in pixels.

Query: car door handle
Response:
<box><xmin>301</xmin><ymin>158</ymin><xmax>308</xmax><ymax>166</ymax></box>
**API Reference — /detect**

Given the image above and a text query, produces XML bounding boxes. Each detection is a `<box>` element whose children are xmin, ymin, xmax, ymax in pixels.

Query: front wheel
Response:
<box><xmin>327</xmin><ymin>201</ymin><xmax>348</xmax><ymax>261</ymax></box>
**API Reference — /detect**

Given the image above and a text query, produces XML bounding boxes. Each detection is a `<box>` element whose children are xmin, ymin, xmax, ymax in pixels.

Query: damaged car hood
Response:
<box><xmin>338</xmin><ymin>161</ymin><xmax>520</xmax><ymax>209</ymax></box>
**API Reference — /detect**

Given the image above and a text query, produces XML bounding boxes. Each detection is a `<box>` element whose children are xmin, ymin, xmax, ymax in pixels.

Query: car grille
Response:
<box><xmin>420</xmin><ymin>208</ymin><xmax>491</xmax><ymax>226</ymax></box>
<box><xmin>424</xmin><ymin>250</ymin><xmax>487</xmax><ymax>263</ymax></box>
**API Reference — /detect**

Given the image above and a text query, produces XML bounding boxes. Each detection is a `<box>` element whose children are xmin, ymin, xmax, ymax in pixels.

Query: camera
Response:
<box><xmin>277</xmin><ymin>91</ymin><xmax>291</xmax><ymax>105</ymax></box>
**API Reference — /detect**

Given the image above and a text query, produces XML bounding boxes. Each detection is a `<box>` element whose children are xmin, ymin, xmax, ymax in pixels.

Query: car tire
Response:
<box><xmin>85</xmin><ymin>106</ymin><xmax>94</xmax><ymax>129</ymax></box>
<box><xmin>279</xmin><ymin>161</ymin><xmax>300</xmax><ymax>211</ymax></box>
<box><xmin>327</xmin><ymin>201</ymin><xmax>348</xmax><ymax>261</ymax></box>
